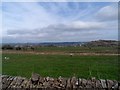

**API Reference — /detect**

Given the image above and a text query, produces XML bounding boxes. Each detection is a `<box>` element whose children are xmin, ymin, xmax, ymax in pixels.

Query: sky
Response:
<box><xmin>1</xmin><ymin>2</ymin><xmax>118</xmax><ymax>43</ymax></box>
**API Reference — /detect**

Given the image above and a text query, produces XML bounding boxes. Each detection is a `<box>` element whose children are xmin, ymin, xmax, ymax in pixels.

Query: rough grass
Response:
<box><xmin>2</xmin><ymin>53</ymin><xmax>119</xmax><ymax>80</ymax></box>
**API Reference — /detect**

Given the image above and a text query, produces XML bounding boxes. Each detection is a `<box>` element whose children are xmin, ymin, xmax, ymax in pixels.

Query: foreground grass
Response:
<box><xmin>2</xmin><ymin>53</ymin><xmax>119</xmax><ymax>80</ymax></box>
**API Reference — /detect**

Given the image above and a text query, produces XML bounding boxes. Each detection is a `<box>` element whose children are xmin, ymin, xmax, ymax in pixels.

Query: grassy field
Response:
<box><xmin>2</xmin><ymin>53</ymin><xmax>119</xmax><ymax>80</ymax></box>
<box><xmin>36</xmin><ymin>46</ymin><xmax>118</xmax><ymax>53</ymax></box>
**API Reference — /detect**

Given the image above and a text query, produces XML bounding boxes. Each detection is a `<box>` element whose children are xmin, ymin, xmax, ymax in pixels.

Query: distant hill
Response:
<box><xmin>2</xmin><ymin>40</ymin><xmax>119</xmax><ymax>47</ymax></box>
<box><xmin>2</xmin><ymin>42</ymin><xmax>86</xmax><ymax>47</ymax></box>
<box><xmin>83</xmin><ymin>40</ymin><xmax>118</xmax><ymax>47</ymax></box>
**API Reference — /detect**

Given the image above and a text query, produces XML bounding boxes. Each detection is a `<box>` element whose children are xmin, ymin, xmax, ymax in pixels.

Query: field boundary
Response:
<box><xmin>2</xmin><ymin>50</ymin><xmax>119</xmax><ymax>56</ymax></box>
<box><xmin>1</xmin><ymin>73</ymin><xmax>120</xmax><ymax>89</ymax></box>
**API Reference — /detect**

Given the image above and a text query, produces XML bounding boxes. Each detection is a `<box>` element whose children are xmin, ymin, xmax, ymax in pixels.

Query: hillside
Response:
<box><xmin>83</xmin><ymin>40</ymin><xmax>118</xmax><ymax>47</ymax></box>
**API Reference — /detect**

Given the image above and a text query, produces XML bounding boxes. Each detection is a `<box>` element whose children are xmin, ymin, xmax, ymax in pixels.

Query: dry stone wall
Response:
<box><xmin>1</xmin><ymin>73</ymin><xmax>120</xmax><ymax>90</ymax></box>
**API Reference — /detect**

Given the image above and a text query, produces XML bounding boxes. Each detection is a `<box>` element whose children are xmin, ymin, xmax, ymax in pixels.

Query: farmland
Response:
<box><xmin>36</xmin><ymin>46</ymin><xmax>118</xmax><ymax>53</ymax></box>
<box><xmin>2</xmin><ymin>40</ymin><xmax>119</xmax><ymax>80</ymax></box>
<box><xmin>2</xmin><ymin>51</ymin><xmax>119</xmax><ymax>80</ymax></box>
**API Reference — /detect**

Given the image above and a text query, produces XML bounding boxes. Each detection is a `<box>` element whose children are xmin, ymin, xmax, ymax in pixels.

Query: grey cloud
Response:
<box><xmin>7</xmin><ymin>20</ymin><xmax>117</xmax><ymax>36</ymax></box>
<box><xmin>6</xmin><ymin>22</ymin><xmax>105</xmax><ymax>36</ymax></box>
<box><xmin>4</xmin><ymin>28</ymin><xmax>117</xmax><ymax>43</ymax></box>
<box><xmin>5</xmin><ymin>20</ymin><xmax>117</xmax><ymax>43</ymax></box>
<box><xmin>7</xmin><ymin>29</ymin><xmax>39</xmax><ymax>35</ymax></box>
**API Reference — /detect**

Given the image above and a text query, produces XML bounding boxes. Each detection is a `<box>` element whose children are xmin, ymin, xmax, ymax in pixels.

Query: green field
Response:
<box><xmin>2</xmin><ymin>53</ymin><xmax>119</xmax><ymax>80</ymax></box>
<box><xmin>36</xmin><ymin>46</ymin><xmax>118</xmax><ymax>53</ymax></box>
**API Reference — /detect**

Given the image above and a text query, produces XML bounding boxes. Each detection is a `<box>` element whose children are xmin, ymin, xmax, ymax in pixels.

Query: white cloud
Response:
<box><xmin>95</xmin><ymin>5</ymin><xmax>118</xmax><ymax>21</ymax></box>
<box><xmin>2</xmin><ymin>2</ymin><xmax>62</xmax><ymax>35</ymax></box>
<box><xmin>2</xmin><ymin>2</ymin><xmax>118</xmax><ymax>43</ymax></box>
<box><xmin>0</xmin><ymin>3</ymin><xmax>2</xmax><ymax>43</ymax></box>
<box><xmin>70</xmin><ymin>21</ymin><xmax>105</xmax><ymax>30</ymax></box>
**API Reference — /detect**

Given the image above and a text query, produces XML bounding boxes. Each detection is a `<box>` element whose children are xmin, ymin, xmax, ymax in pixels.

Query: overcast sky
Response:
<box><xmin>1</xmin><ymin>2</ymin><xmax>118</xmax><ymax>43</ymax></box>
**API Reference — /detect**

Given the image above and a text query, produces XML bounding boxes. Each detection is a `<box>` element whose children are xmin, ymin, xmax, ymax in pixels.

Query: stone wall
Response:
<box><xmin>1</xmin><ymin>73</ymin><xmax>120</xmax><ymax>89</ymax></box>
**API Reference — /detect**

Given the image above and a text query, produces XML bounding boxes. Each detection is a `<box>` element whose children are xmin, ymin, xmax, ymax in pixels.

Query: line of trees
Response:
<box><xmin>1</xmin><ymin>45</ymin><xmax>35</xmax><ymax>51</ymax></box>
